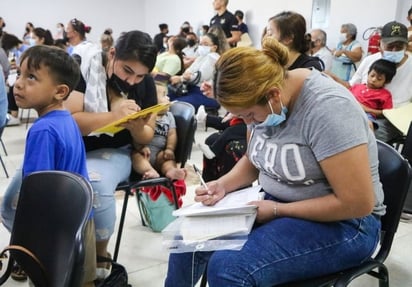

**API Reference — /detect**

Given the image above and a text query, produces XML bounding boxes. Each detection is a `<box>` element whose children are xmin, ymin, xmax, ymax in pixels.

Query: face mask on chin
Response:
<box><xmin>256</xmin><ymin>99</ymin><xmax>288</xmax><ymax>127</ymax></box>
<box><xmin>382</xmin><ymin>50</ymin><xmax>405</xmax><ymax>63</ymax></box>
<box><xmin>107</xmin><ymin>72</ymin><xmax>132</xmax><ymax>98</ymax></box>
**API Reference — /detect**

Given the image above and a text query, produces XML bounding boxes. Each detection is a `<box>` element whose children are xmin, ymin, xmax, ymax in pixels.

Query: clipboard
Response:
<box><xmin>88</xmin><ymin>103</ymin><xmax>171</xmax><ymax>137</ymax></box>
<box><xmin>382</xmin><ymin>102</ymin><xmax>412</xmax><ymax>136</ymax></box>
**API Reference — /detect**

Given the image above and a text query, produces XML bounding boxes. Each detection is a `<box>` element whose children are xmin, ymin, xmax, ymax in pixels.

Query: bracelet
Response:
<box><xmin>273</xmin><ymin>202</ymin><xmax>278</xmax><ymax>218</ymax></box>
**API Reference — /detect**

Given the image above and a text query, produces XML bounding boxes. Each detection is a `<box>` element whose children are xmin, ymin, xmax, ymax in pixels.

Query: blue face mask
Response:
<box><xmin>382</xmin><ymin>50</ymin><xmax>405</xmax><ymax>63</ymax></box>
<box><xmin>257</xmin><ymin>100</ymin><xmax>288</xmax><ymax>127</ymax></box>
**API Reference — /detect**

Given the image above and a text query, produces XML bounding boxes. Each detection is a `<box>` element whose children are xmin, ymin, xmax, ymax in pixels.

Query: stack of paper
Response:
<box><xmin>164</xmin><ymin>185</ymin><xmax>261</xmax><ymax>243</ymax></box>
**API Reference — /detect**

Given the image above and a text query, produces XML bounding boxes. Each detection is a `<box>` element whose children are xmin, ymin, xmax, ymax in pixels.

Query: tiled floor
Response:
<box><xmin>1</xmin><ymin>112</ymin><xmax>412</xmax><ymax>287</ymax></box>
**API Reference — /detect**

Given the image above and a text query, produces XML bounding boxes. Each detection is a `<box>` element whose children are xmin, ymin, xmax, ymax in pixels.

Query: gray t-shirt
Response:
<box><xmin>147</xmin><ymin>111</ymin><xmax>176</xmax><ymax>165</ymax></box>
<box><xmin>248</xmin><ymin>70</ymin><xmax>385</xmax><ymax>216</ymax></box>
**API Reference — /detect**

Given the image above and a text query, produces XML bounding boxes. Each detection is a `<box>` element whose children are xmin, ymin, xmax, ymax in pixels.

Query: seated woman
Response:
<box><xmin>152</xmin><ymin>35</ymin><xmax>187</xmax><ymax>83</ymax></box>
<box><xmin>267</xmin><ymin>11</ymin><xmax>324</xmax><ymax>71</ymax></box>
<box><xmin>165</xmin><ymin>36</ymin><xmax>384</xmax><ymax>287</ymax></box>
<box><xmin>168</xmin><ymin>33</ymin><xmax>221</xmax><ymax>112</ymax></box>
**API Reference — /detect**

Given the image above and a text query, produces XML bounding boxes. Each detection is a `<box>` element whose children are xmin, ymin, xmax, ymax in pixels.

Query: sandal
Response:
<box><xmin>11</xmin><ymin>261</ymin><xmax>28</xmax><ymax>281</ymax></box>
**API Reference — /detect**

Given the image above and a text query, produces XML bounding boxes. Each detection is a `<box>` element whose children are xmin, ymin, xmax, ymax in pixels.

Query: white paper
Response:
<box><xmin>173</xmin><ymin>185</ymin><xmax>261</xmax><ymax>217</ymax></box>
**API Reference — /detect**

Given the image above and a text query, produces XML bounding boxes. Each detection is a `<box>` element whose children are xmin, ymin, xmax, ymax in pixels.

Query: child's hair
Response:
<box><xmin>19</xmin><ymin>45</ymin><xmax>80</xmax><ymax>99</ymax></box>
<box><xmin>368</xmin><ymin>59</ymin><xmax>397</xmax><ymax>83</ymax></box>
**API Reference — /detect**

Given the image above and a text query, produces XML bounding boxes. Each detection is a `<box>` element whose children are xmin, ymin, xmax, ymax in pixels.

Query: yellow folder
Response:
<box><xmin>88</xmin><ymin>103</ymin><xmax>171</xmax><ymax>137</ymax></box>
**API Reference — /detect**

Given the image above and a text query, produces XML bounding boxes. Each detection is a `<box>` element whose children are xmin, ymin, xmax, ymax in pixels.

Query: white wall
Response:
<box><xmin>1</xmin><ymin>0</ymin><xmax>411</xmax><ymax>54</ymax></box>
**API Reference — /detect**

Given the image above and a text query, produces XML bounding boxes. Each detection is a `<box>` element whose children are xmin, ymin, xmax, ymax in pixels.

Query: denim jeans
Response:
<box><xmin>86</xmin><ymin>147</ymin><xmax>131</xmax><ymax>241</ymax></box>
<box><xmin>1</xmin><ymin>166</ymin><xmax>22</xmax><ymax>232</ymax></box>
<box><xmin>165</xmin><ymin>207</ymin><xmax>381</xmax><ymax>286</ymax></box>
<box><xmin>1</xmin><ymin>147</ymin><xmax>132</xmax><ymax>242</ymax></box>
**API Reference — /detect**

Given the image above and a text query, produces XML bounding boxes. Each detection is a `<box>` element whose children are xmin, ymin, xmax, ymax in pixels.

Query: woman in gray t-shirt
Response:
<box><xmin>165</xmin><ymin>37</ymin><xmax>383</xmax><ymax>287</ymax></box>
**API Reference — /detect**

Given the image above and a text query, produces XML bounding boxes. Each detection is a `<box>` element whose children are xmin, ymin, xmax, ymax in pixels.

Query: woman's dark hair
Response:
<box><xmin>269</xmin><ymin>11</ymin><xmax>310</xmax><ymax>54</ymax></box>
<box><xmin>70</xmin><ymin>18</ymin><xmax>91</xmax><ymax>39</ymax></box>
<box><xmin>368</xmin><ymin>59</ymin><xmax>397</xmax><ymax>83</ymax></box>
<box><xmin>1</xmin><ymin>33</ymin><xmax>22</xmax><ymax>51</ymax></box>
<box><xmin>33</xmin><ymin>27</ymin><xmax>54</xmax><ymax>45</ymax></box>
<box><xmin>170</xmin><ymin>36</ymin><xmax>187</xmax><ymax>75</ymax></box>
<box><xmin>114</xmin><ymin>30</ymin><xmax>157</xmax><ymax>72</ymax></box>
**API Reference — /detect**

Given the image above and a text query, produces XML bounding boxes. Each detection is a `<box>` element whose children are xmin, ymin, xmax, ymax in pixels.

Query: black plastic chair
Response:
<box><xmin>0</xmin><ymin>171</ymin><xmax>93</xmax><ymax>287</ymax></box>
<box><xmin>113</xmin><ymin>101</ymin><xmax>197</xmax><ymax>261</ymax></box>
<box><xmin>400</xmin><ymin>121</ymin><xmax>412</xmax><ymax>213</ymax></box>
<box><xmin>200</xmin><ymin>140</ymin><xmax>412</xmax><ymax>287</ymax></box>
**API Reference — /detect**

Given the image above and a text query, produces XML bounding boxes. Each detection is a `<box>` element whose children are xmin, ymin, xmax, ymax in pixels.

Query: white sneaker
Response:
<box><xmin>6</xmin><ymin>114</ymin><xmax>20</xmax><ymax>126</ymax></box>
<box><xmin>197</xmin><ymin>143</ymin><xmax>216</xmax><ymax>159</ymax></box>
<box><xmin>196</xmin><ymin>105</ymin><xmax>207</xmax><ymax>130</ymax></box>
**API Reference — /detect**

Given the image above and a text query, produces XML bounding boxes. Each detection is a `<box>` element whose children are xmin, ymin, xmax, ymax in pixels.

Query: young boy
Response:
<box><xmin>132</xmin><ymin>84</ymin><xmax>186</xmax><ymax>180</ymax></box>
<box><xmin>349</xmin><ymin>59</ymin><xmax>396</xmax><ymax>129</ymax></box>
<box><xmin>13</xmin><ymin>45</ymin><xmax>96</xmax><ymax>286</ymax></box>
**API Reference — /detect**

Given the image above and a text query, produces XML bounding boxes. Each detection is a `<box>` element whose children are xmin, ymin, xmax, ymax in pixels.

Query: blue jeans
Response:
<box><xmin>1</xmin><ymin>167</ymin><xmax>22</xmax><ymax>232</ymax></box>
<box><xmin>1</xmin><ymin>147</ymin><xmax>132</xmax><ymax>242</ymax></box>
<box><xmin>165</xmin><ymin>203</ymin><xmax>381</xmax><ymax>286</ymax></box>
<box><xmin>87</xmin><ymin>147</ymin><xmax>131</xmax><ymax>241</ymax></box>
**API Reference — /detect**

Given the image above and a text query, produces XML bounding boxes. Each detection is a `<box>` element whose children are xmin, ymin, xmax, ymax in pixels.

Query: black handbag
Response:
<box><xmin>168</xmin><ymin>71</ymin><xmax>201</xmax><ymax>96</ymax></box>
<box><xmin>95</xmin><ymin>256</ymin><xmax>131</xmax><ymax>287</ymax></box>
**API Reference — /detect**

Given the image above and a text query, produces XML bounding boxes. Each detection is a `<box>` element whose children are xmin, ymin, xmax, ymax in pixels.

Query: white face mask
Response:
<box><xmin>339</xmin><ymin>33</ymin><xmax>347</xmax><ymax>43</ymax></box>
<box><xmin>197</xmin><ymin>45</ymin><xmax>211</xmax><ymax>56</ymax></box>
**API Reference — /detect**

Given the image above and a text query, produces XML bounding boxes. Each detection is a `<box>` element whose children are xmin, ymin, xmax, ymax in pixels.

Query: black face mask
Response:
<box><xmin>107</xmin><ymin>72</ymin><xmax>132</xmax><ymax>97</ymax></box>
<box><xmin>187</xmin><ymin>39</ymin><xmax>196</xmax><ymax>47</ymax></box>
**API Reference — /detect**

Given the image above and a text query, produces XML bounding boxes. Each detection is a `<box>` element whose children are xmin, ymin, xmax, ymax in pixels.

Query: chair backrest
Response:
<box><xmin>9</xmin><ymin>171</ymin><xmax>93</xmax><ymax>287</ymax></box>
<box><xmin>376</xmin><ymin>140</ymin><xmax>412</xmax><ymax>262</ymax></box>
<box><xmin>401</xmin><ymin>121</ymin><xmax>412</xmax><ymax>164</ymax></box>
<box><xmin>169</xmin><ymin>101</ymin><xmax>197</xmax><ymax>167</ymax></box>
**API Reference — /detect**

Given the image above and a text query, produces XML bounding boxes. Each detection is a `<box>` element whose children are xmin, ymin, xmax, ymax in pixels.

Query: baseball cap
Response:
<box><xmin>380</xmin><ymin>21</ymin><xmax>408</xmax><ymax>44</ymax></box>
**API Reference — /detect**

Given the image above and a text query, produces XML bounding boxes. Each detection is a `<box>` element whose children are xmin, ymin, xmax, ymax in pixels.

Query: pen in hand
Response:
<box><xmin>193</xmin><ymin>164</ymin><xmax>208</xmax><ymax>190</ymax></box>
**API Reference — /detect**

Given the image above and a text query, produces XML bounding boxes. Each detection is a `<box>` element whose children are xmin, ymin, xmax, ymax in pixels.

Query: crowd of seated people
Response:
<box><xmin>1</xmin><ymin>4</ymin><xmax>412</xmax><ymax>286</ymax></box>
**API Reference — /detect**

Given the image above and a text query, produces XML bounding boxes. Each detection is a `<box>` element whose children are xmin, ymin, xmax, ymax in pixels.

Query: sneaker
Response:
<box><xmin>196</xmin><ymin>105</ymin><xmax>207</xmax><ymax>130</ymax></box>
<box><xmin>197</xmin><ymin>143</ymin><xmax>216</xmax><ymax>159</ymax></box>
<box><xmin>6</xmin><ymin>114</ymin><xmax>21</xmax><ymax>126</ymax></box>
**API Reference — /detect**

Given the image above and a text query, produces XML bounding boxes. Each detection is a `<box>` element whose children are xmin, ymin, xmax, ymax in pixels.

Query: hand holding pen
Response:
<box><xmin>193</xmin><ymin>164</ymin><xmax>225</xmax><ymax>206</ymax></box>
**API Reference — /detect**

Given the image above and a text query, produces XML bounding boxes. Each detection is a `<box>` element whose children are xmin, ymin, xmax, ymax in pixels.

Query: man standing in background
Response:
<box><xmin>154</xmin><ymin>23</ymin><xmax>169</xmax><ymax>54</ymax></box>
<box><xmin>209</xmin><ymin>0</ymin><xmax>240</xmax><ymax>47</ymax></box>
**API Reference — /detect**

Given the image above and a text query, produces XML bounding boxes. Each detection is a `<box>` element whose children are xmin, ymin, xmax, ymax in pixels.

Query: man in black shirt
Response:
<box><xmin>153</xmin><ymin>23</ymin><xmax>169</xmax><ymax>53</ymax></box>
<box><xmin>209</xmin><ymin>0</ymin><xmax>240</xmax><ymax>47</ymax></box>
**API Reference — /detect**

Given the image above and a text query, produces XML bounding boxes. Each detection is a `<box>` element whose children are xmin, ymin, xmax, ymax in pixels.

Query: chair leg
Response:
<box><xmin>1</xmin><ymin>139</ymin><xmax>8</xmax><ymax>156</ymax></box>
<box><xmin>378</xmin><ymin>265</ymin><xmax>389</xmax><ymax>287</ymax></box>
<box><xmin>113</xmin><ymin>186</ymin><xmax>131</xmax><ymax>262</ymax></box>
<box><xmin>0</xmin><ymin>154</ymin><xmax>9</xmax><ymax>178</ymax></box>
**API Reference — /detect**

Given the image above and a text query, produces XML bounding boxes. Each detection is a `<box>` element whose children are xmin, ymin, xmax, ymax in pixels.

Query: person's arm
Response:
<box><xmin>253</xmin><ymin>144</ymin><xmax>375</xmax><ymax>223</ymax></box>
<box><xmin>123</xmin><ymin>113</ymin><xmax>157</xmax><ymax>146</ymax></box>
<box><xmin>194</xmin><ymin>155</ymin><xmax>259</xmax><ymax>206</ymax></box>
<box><xmin>324</xmin><ymin>71</ymin><xmax>351</xmax><ymax>89</ymax></box>
<box><xmin>334</xmin><ymin>45</ymin><xmax>363</xmax><ymax>63</ymax></box>
<box><xmin>361</xmin><ymin>104</ymin><xmax>383</xmax><ymax>117</ymax></box>
<box><xmin>163</xmin><ymin>127</ymin><xmax>177</xmax><ymax>161</ymax></box>
<box><xmin>64</xmin><ymin>90</ymin><xmax>140</xmax><ymax>136</ymax></box>
<box><xmin>227</xmin><ymin>30</ymin><xmax>241</xmax><ymax>45</ymax></box>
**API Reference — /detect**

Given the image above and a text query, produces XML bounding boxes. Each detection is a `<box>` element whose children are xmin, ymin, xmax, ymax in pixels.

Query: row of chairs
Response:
<box><xmin>1</xmin><ymin>117</ymin><xmax>411</xmax><ymax>286</ymax></box>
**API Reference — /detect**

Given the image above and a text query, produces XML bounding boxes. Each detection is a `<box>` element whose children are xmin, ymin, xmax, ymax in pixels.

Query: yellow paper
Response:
<box><xmin>88</xmin><ymin>103</ymin><xmax>171</xmax><ymax>137</ymax></box>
